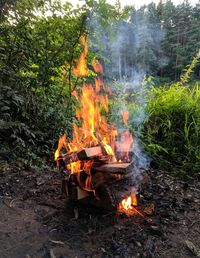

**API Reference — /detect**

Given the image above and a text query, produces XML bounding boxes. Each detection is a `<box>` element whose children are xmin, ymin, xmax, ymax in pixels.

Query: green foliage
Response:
<box><xmin>179</xmin><ymin>51</ymin><xmax>200</xmax><ymax>85</ymax></box>
<box><xmin>142</xmin><ymin>82</ymin><xmax>200</xmax><ymax>178</ymax></box>
<box><xmin>0</xmin><ymin>0</ymin><xmax>88</xmax><ymax>168</ymax></box>
<box><xmin>141</xmin><ymin>53</ymin><xmax>200</xmax><ymax>178</ymax></box>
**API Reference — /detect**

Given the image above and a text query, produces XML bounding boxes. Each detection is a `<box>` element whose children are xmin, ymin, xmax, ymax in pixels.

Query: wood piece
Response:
<box><xmin>77</xmin><ymin>146</ymin><xmax>102</xmax><ymax>159</ymax></box>
<box><xmin>57</xmin><ymin>146</ymin><xmax>102</xmax><ymax>167</ymax></box>
<box><xmin>92</xmin><ymin>162</ymin><xmax>133</xmax><ymax>174</ymax></box>
<box><xmin>104</xmin><ymin>178</ymin><xmax>138</xmax><ymax>205</ymax></box>
<box><xmin>116</xmin><ymin>151</ymin><xmax>133</xmax><ymax>162</ymax></box>
<box><xmin>91</xmin><ymin>171</ymin><xmax>135</xmax><ymax>188</ymax></box>
<box><xmin>77</xmin><ymin>187</ymin><xmax>89</xmax><ymax>200</ymax></box>
<box><xmin>63</xmin><ymin>172</ymin><xmax>139</xmax><ymax>210</ymax></box>
<box><xmin>57</xmin><ymin>152</ymin><xmax>78</xmax><ymax>167</ymax></box>
<box><xmin>64</xmin><ymin>186</ymin><xmax>89</xmax><ymax>200</ymax></box>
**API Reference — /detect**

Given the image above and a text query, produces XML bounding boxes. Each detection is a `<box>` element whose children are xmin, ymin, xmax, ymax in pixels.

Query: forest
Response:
<box><xmin>1</xmin><ymin>1</ymin><xmax>200</xmax><ymax>257</ymax></box>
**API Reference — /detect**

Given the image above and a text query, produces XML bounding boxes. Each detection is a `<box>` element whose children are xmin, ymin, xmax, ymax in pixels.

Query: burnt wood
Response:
<box><xmin>92</xmin><ymin>162</ymin><xmax>134</xmax><ymax>174</ymax></box>
<box><xmin>62</xmin><ymin>176</ymin><xmax>139</xmax><ymax>211</ymax></box>
<box><xmin>57</xmin><ymin>146</ymin><xmax>102</xmax><ymax>167</ymax></box>
<box><xmin>59</xmin><ymin>146</ymin><xmax>144</xmax><ymax>210</ymax></box>
<box><xmin>116</xmin><ymin>151</ymin><xmax>133</xmax><ymax>162</ymax></box>
<box><xmin>77</xmin><ymin>146</ymin><xmax>102</xmax><ymax>159</ymax></box>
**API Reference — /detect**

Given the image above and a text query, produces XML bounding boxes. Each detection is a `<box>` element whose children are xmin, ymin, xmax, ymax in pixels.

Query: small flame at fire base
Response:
<box><xmin>118</xmin><ymin>194</ymin><xmax>141</xmax><ymax>215</ymax></box>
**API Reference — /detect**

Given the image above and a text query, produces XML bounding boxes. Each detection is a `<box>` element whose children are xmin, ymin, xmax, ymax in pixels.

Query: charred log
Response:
<box><xmin>56</xmin><ymin>146</ymin><xmax>103</xmax><ymax>168</ymax></box>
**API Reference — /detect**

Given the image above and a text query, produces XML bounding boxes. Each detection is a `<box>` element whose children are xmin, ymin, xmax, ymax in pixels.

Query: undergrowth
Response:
<box><xmin>143</xmin><ymin>82</ymin><xmax>200</xmax><ymax>179</ymax></box>
<box><xmin>141</xmin><ymin>54</ymin><xmax>200</xmax><ymax>178</ymax></box>
<box><xmin>109</xmin><ymin>53</ymin><xmax>200</xmax><ymax>179</ymax></box>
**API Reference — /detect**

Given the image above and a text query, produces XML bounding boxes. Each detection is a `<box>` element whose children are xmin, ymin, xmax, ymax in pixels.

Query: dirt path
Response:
<box><xmin>0</xmin><ymin>166</ymin><xmax>200</xmax><ymax>258</ymax></box>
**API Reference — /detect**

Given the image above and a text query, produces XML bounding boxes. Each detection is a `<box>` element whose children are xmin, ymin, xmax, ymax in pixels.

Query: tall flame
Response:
<box><xmin>122</xmin><ymin>111</ymin><xmax>129</xmax><ymax>126</ymax></box>
<box><xmin>54</xmin><ymin>134</ymin><xmax>67</xmax><ymax>161</ymax></box>
<box><xmin>55</xmin><ymin>36</ymin><xmax>135</xmax><ymax>195</ymax></box>
<box><xmin>73</xmin><ymin>35</ymin><xmax>88</xmax><ymax>77</ymax></box>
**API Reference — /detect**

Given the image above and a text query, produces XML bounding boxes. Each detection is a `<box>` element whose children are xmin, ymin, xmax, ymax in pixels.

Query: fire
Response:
<box><xmin>55</xmin><ymin>35</ymin><xmax>135</xmax><ymax>195</ymax></box>
<box><xmin>72</xmin><ymin>35</ymin><xmax>88</xmax><ymax>77</ymax></box>
<box><xmin>54</xmin><ymin>134</ymin><xmax>67</xmax><ymax>161</ymax></box>
<box><xmin>67</xmin><ymin>161</ymin><xmax>81</xmax><ymax>174</ymax></box>
<box><xmin>121</xmin><ymin>196</ymin><xmax>132</xmax><ymax>210</ymax></box>
<box><xmin>119</xmin><ymin>194</ymin><xmax>138</xmax><ymax>211</ymax></box>
<box><xmin>122</xmin><ymin>111</ymin><xmax>129</xmax><ymax>126</ymax></box>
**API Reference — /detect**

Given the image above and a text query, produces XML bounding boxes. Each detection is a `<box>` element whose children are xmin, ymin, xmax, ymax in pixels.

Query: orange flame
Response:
<box><xmin>54</xmin><ymin>134</ymin><xmax>67</xmax><ymax>160</ymax></box>
<box><xmin>92</xmin><ymin>60</ymin><xmax>104</xmax><ymax>74</ymax></box>
<box><xmin>118</xmin><ymin>194</ymin><xmax>138</xmax><ymax>211</ymax></box>
<box><xmin>116</xmin><ymin>130</ymin><xmax>133</xmax><ymax>153</ymax></box>
<box><xmin>122</xmin><ymin>111</ymin><xmax>129</xmax><ymax>126</ymax></box>
<box><xmin>73</xmin><ymin>35</ymin><xmax>88</xmax><ymax>77</ymax></box>
<box><xmin>55</xmin><ymin>35</ymin><xmax>135</xmax><ymax>192</ymax></box>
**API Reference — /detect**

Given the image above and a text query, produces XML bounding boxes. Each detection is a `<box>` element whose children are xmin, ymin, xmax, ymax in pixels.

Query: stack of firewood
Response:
<box><xmin>57</xmin><ymin>146</ymin><xmax>142</xmax><ymax>210</ymax></box>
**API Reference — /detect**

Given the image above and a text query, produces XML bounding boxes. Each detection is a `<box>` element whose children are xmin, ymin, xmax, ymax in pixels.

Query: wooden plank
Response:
<box><xmin>92</xmin><ymin>162</ymin><xmax>133</xmax><ymax>174</ymax></box>
<box><xmin>77</xmin><ymin>146</ymin><xmax>102</xmax><ymax>160</ymax></box>
<box><xmin>116</xmin><ymin>151</ymin><xmax>133</xmax><ymax>162</ymax></box>
<box><xmin>57</xmin><ymin>146</ymin><xmax>102</xmax><ymax>166</ymax></box>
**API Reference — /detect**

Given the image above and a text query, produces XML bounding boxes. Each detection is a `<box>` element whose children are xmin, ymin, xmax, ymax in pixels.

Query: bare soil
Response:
<box><xmin>0</xmin><ymin>164</ymin><xmax>200</xmax><ymax>258</ymax></box>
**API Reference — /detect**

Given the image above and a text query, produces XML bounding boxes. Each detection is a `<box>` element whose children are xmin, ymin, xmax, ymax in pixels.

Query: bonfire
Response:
<box><xmin>55</xmin><ymin>35</ymin><xmax>144</xmax><ymax>214</ymax></box>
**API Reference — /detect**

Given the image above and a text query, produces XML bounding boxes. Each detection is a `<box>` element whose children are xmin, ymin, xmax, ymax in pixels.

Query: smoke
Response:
<box><xmin>88</xmin><ymin>5</ymin><xmax>165</xmax><ymax>79</ymax></box>
<box><xmin>87</xmin><ymin>4</ymin><xmax>165</xmax><ymax>170</ymax></box>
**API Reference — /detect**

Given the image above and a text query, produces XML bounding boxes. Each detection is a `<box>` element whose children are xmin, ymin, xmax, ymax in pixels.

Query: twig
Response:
<box><xmin>132</xmin><ymin>206</ymin><xmax>144</xmax><ymax>217</ymax></box>
<box><xmin>190</xmin><ymin>187</ymin><xmax>200</xmax><ymax>193</ymax></box>
<box><xmin>50</xmin><ymin>240</ymin><xmax>65</xmax><ymax>245</ymax></box>
<box><xmin>185</xmin><ymin>240</ymin><xmax>200</xmax><ymax>257</ymax></box>
<box><xmin>190</xmin><ymin>220</ymin><xmax>200</xmax><ymax>228</ymax></box>
<box><xmin>37</xmin><ymin>202</ymin><xmax>59</xmax><ymax>210</ymax></box>
<box><xmin>103</xmin><ymin>211</ymin><xmax>114</xmax><ymax>217</ymax></box>
<box><xmin>9</xmin><ymin>198</ymin><xmax>21</xmax><ymax>207</ymax></box>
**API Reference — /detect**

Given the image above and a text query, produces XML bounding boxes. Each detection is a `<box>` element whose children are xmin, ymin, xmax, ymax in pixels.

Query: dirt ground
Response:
<box><xmin>0</xmin><ymin>164</ymin><xmax>200</xmax><ymax>258</ymax></box>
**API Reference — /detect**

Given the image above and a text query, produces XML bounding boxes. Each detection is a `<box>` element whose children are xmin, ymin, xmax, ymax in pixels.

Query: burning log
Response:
<box><xmin>57</xmin><ymin>146</ymin><xmax>102</xmax><ymax>167</ymax></box>
<box><xmin>116</xmin><ymin>151</ymin><xmax>133</xmax><ymax>162</ymax></box>
<box><xmin>63</xmin><ymin>163</ymin><xmax>134</xmax><ymax>189</ymax></box>
<box><xmin>92</xmin><ymin>162</ymin><xmax>134</xmax><ymax>174</ymax></box>
<box><xmin>62</xmin><ymin>175</ymin><xmax>138</xmax><ymax>211</ymax></box>
<box><xmin>60</xmin><ymin>161</ymin><xmax>141</xmax><ymax>211</ymax></box>
<box><xmin>77</xmin><ymin>146</ymin><xmax>102</xmax><ymax>159</ymax></box>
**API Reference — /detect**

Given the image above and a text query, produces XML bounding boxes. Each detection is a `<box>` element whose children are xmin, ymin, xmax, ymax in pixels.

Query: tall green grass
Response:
<box><xmin>143</xmin><ymin>82</ymin><xmax>200</xmax><ymax>178</ymax></box>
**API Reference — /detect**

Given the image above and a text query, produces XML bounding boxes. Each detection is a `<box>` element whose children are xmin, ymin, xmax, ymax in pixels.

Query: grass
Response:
<box><xmin>142</xmin><ymin>82</ymin><xmax>200</xmax><ymax>179</ymax></box>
